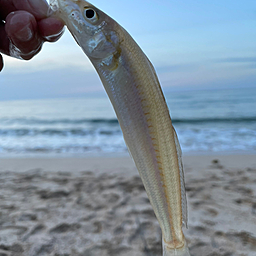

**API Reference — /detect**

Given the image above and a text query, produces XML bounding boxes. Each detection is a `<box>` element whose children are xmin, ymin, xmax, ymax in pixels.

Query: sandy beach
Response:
<box><xmin>0</xmin><ymin>154</ymin><xmax>255</xmax><ymax>256</ymax></box>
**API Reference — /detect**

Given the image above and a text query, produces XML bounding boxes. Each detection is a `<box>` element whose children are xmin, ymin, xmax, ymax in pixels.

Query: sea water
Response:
<box><xmin>0</xmin><ymin>87</ymin><xmax>255</xmax><ymax>157</ymax></box>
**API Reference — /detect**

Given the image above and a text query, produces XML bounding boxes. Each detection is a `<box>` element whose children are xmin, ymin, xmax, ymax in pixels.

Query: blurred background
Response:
<box><xmin>0</xmin><ymin>0</ymin><xmax>255</xmax><ymax>157</ymax></box>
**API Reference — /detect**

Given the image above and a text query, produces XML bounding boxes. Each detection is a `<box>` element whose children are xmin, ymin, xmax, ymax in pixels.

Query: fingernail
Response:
<box><xmin>15</xmin><ymin>23</ymin><xmax>34</xmax><ymax>42</ymax></box>
<box><xmin>6</xmin><ymin>13</ymin><xmax>35</xmax><ymax>42</ymax></box>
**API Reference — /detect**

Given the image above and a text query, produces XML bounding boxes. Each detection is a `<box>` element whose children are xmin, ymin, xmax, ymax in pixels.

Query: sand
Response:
<box><xmin>0</xmin><ymin>154</ymin><xmax>255</xmax><ymax>256</ymax></box>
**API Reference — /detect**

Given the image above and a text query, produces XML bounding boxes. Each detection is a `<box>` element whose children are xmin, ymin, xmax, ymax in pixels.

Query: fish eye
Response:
<box><xmin>85</xmin><ymin>9</ymin><xmax>95</xmax><ymax>19</ymax></box>
<box><xmin>83</xmin><ymin>7</ymin><xmax>98</xmax><ymax>23</ymax></box>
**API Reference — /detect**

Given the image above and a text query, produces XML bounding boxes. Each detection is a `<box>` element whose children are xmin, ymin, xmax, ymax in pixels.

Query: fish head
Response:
<box><xmin>53</xmin><ymin>0</ymin><xmax>121</xmax><ymax>59</ymax></box>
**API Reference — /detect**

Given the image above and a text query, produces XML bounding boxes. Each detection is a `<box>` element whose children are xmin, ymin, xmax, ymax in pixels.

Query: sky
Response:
<box><xmin>0</xmin><ymin>0</ymin><xmax>255</xmax><ymax>101</ymax></box>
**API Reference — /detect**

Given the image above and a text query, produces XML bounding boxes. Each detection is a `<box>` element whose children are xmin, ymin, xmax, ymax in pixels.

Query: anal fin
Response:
<box><xmin>173</xmin><ymin>126</ymin><xmax>188</xmax><ymax>228</ymax></box>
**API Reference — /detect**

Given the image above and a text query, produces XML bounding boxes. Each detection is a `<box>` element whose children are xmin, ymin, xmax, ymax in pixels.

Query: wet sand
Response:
<box><xmin>0</xmin><ymin>154</ymin><xmax>255</xmax><ymax>256</ymax></box>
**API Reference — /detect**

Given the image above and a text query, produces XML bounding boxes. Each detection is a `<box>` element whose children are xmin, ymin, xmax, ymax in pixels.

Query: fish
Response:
<box><xmin>50</xmin><ymin>0</ymin><xmax>190</xmax><ymax>255</ymax></box>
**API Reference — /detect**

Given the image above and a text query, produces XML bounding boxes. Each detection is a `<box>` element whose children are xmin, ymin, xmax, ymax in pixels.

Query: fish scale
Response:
<box><xmin>50</xmin><ymin>0</ymin><xmax>190</xmax><ymax>255</ymax></box>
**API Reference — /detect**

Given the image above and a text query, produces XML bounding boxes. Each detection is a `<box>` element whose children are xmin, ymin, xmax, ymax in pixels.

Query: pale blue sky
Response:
<box><xmin>0</xmin><ymin>0</ymin><xmax>255</xmax><ymax>100</ymax></box>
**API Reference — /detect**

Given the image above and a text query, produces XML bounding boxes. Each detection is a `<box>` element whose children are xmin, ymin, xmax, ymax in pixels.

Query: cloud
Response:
<box><xmin>216</xmin><ymin>57</ymin><xmax>256</xmax><ymax>63</ymax></box>
<box><xmin>3</xmin><ymin>50</ymin><xmax>94</xmax><ymax>75</ymax></box>
<box><xmin>213</xmin><ymin>57</ymin><xmax>256</xmax><ymax>70</ymax></box>
<box><xmin>157</xmin><ymin>57</ymin><xmax>256</xmax><ymax>90</ymax></box>
<box><xmin>0</xmin><ymin>67</ymin><xmax>104</xmax><ymax>101</ymax></box>
<box><xmin>155</xmin><ymin>63</ymin><xmax>200</xmax><ymax>74</ymax></box>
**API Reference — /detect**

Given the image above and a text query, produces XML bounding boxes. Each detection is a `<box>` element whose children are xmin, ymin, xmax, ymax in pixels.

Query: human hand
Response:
<box><xmin>0</xmin><ymin>0</ymin><xmax>64</xmax><ymax>71</ymax></box>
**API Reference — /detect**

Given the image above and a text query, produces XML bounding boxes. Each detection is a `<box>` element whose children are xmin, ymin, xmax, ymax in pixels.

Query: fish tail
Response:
<box><xmin>163</xmin><ymin>239</ymin><xmax>191</xmax><ymax>256</ymax></box>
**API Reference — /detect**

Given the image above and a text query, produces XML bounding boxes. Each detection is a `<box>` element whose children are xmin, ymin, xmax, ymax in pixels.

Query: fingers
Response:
<box><xmin>10</xmin><ymin>0</ymin><xmax>65</xmax><ymax>40</ymax></box>
<box><xmin>0</xmin><ymin>0</ymin><xmax>65</xmax><ymax>63</ymax></box>
<box><xmin>12</xmin><ymin>0</ymin><xmax>50</xmax><ymax>20</ymax></box>
<box><xmin>5</xmin><ymin>11</ymin><xmax>42</xmax><ymax>60</ymax></box>
<box><xmin>38</xmin><ymin>17</ymin><xmax>64</xmax><ymax>42</ymax></box>
<box><xmin>0</xmin><ymin>22</ymin><xmax>10</xmax><ymax>56</ymax></box>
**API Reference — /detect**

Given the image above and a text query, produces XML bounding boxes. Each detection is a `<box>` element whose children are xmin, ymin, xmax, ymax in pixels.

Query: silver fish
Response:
<box><xmin>50</xmin><ymin>1</ymin><xmax>190</xmax><ymax>255</ymax></box>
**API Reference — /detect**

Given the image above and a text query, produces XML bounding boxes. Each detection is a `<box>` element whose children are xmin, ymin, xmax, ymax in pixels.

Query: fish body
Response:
<box><xmin>50</xmin><ymin>1</ymin><xmax>190</xmax><ymax>255</ymax></box>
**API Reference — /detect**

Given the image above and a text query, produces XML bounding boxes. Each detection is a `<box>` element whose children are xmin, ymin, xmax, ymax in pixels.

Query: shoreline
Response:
<box><xmin>0</xmin><ymin>149</ymin><xmax>255</xmax><ymax>159</ymax></box>
<box><xmin>0</xmin><ymin>153</ymin><xmax>255</xmax><ymax>175</ymax></box>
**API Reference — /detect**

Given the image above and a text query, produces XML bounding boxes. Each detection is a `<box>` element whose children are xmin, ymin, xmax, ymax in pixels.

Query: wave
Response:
<box><xmin>0</xmin><ymin>128</ymin><xmax>121</xmax><ymax>137</ymax></box>
<box><xmin>1</xmin><ymin>116</ymin><xmax>256</xmax><ymax>126</ymax></box>
<box><xmin>0</xmin><ymin>127</ymin><xmax>255</xmax><ymax>155</ymax></box>
<box><xmin>172</xmin><ymin>116</ymin><xmax>256</xmax><ymax>124</ymax></box>
<box><xmin>0</xmin><ymin>118</ymin><xmax>119</xmax><ymax>125</ymax></box>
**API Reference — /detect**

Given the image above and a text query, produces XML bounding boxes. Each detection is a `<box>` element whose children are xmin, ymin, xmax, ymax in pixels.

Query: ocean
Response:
<box><xmin>0</xmin><ymin>87</ymin><xmax>255</xmax><ymax>157</ymax></box>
